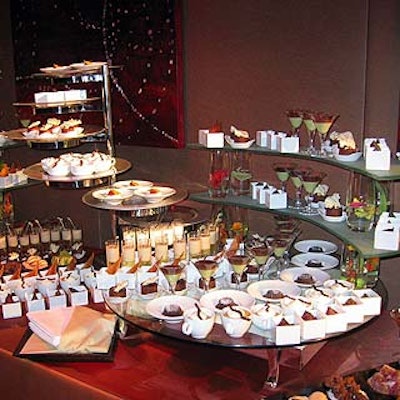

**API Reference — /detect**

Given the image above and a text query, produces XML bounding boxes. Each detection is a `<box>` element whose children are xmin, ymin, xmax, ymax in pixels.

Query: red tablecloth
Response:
<box><xmin>1</xmin><ymin>309</ymin><xmax>398</xmax><ymax>399</ymax></box>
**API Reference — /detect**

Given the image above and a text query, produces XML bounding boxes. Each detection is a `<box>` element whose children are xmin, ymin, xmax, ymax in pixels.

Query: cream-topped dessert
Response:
<box><xmin>331</xmin><ymin>131</ymin><xmax>357</xmax><ymax>154</ymax></box>
<box><xmin>230</xmin><ymin>125</ymin><xmax>250</xmax><ymax>142</ymax></box>
<box><xmin>324</xmin><ymin>193</ymin><xmax>343</xmax><ymax>216</ymax></box>
<box><xmin>312</xmin><ymin>184</ymin><xmax>329</xmax><ymax>203</ymax></box>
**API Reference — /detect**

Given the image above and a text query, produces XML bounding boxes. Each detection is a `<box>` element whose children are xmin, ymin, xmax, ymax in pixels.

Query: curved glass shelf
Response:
<box><xmin>0</xmin><ymin>179</ymin><xmax>41</xmax><ymax>192</ymax></box>
<box><xmin>187</xmin><ymin>144</ymin><xmax>400</xmax><ymax>182</ymax></box>
<box><xmin>190</xmin><ymin>192</ymin><xmax>398</xmax><ymax>259</ymax></box>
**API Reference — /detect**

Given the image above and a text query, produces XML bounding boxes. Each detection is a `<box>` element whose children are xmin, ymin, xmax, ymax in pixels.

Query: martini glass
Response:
<box><xmin>286</xmin><ymin>109</ymin><xmax>303</xmax><ymax>137</ymax></box>
<box><xmin>228</xmin><ymin>254</ymin><xmax>250</xmax><ymax>290</ymax></box>
<box><xmin>289</xmin><ymin>168</ymin><xmax>309</xmax><ymax>210</ymax></box>
<box><xmin>303</xmin><ymin>111</ymin><xmax>317</xmax><ymax>155</ymax></box>
<box><xmin>273</xmin><ymin>162</ymin><xmax>296</xmax><ymax>192</ymax></box>
<box><xmin>390</xmin><ymin>307</ymin><xmax>400</xmax><ymax>338</ymax></box>
<box><xmin>267</xmin><ymin>237</ymin><xmax>290</xmax><ymax>279</ymax></box>
<box><xmin>160</xmin><ymin>264</ymin><xmax>186</xmax><ymax>295</ymax></box>
<box><xmin>300</xmin><ymin>171</ymin><xmax>326</xmax><ymax>215</ymax></box>
<box><xmin>313</xmin><ymin>112</ymin><xmax>339</xmax><ymax>157</ymax></box>
<box><xmin>194</xmin><ymin>259</ymin><xmax>218</xmax><ymax>293</ymax></box>
<box><xmin>249</xmin><ymin>245</ymin><xmax>273</xmax><ymax>280</ymax></box>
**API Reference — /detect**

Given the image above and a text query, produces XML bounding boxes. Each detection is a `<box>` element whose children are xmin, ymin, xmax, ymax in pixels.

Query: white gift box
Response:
<box><xmin>89</xmin><ymin>287</ymin><xmax>104</xmax><ymax>303</ymax></box>
<box><xmin>256</xmin><ymin>130</ymin><xmax>270</xmax><ymax>147</ymax></box>
<box><xmin>276</xmin><ymin>135</ymin><xmax>300</xmax><ymax>153</ymax></box>
<box><xmin>374</xmin><ymin>222</ymin><xmax>399</xmax><ymax>251</ymax></box>
<box><xmin>64</xmin><ymin>89</ymin><xmax>87</xmax><ymax>101</ymax></box>
<box><xmin>46</xmin><ymin>289</ymin><xmax>67</xmax><ymax>309</ymax></box>
<box><xmin>272</xmin><ymin>312</ymin><xmax>301</xmax><ymax>346</ymax></box>
<box><xmin>2</xmin><ymin>296</ymin><xmax>22</xmax><ymax>319</ymax></box>
<box><xmin>59</xmin><ymin>270</ymin><xmax>81</xmax><ymax>292</ymax></box>
<box><xmin>25</xmin><ymin>292</ymin><xmax>46</xmax><ymax>313</ymax></box>
<box><xmin>198</xmin><ymin>129</ymin><xmax>225</xmax><ymax>148</ymax></box>
<box><xmin>258</xmin><ymin>185</ymin><xmax>272</xmax><ymax>204</ymax></box>
<box><xmin>336</xmin><ymin>294</ymin><xmax>365</xmax><ymax>323</ymax></box>
<box><xmin>36</xmin><ymin>277</ymin><xmax>58</xmax><ymax>296</ymax></box>
<box><xmin>317</xmin><ymin>303</ymin><xmax>348</xmax><ymax>334</ymax></box>
<box><xmin>364</xmin><ymin>138</ymin><xmax>391</xmax><ymax>170</ymax></box>
<box><xmin>353</xmin><ymin>289</ymin><xmax>382</xmax><ymax>316</ymax></box>
<box><xmin>3</xmin><ymin>276</ymin><xmax>22</xmax><ymax>292</ymax></box>
<box><xmin>68</xmin><ymin>285</ymin><xmax>89</xmax><ymax>306</ymax></box>
<box><xmin>251</xmin><ymin>181</ymin><xmax>268</xmax><ymax>201</ymax></box>
<box><xmin>265</xmin><ymin>188</ymin><xmax>287</xmax><ymax>209</ymax></box>
<box><xmin>96</xmin><ymin>268</ymin><xmax>117</xmax><ymax>290</ymax></box>
<box><xmin>34</xmin><ymin>91</ymin><xmax>65</xmax><ymax>104</ymax></box>
<box><xmin>298</xmin><ymin>309</ymin><xmax>326</xmax><ymax>340</ymax></box>
<box><xmin>266</xmin><ymin>131</ymin><xmax>285</xmax><ymax>150</ymax></box>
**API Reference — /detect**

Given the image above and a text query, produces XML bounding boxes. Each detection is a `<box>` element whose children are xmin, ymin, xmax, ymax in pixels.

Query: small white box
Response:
<box><xmin>298</xmin><ymin>309</ymin><xmax>326</xmax><ymax>340</ymax></box>
<box><xmin>317</xmin><ymin>304</ymin><xmax>348</xmax><ymax>334</ymax></box>
<box><xmin>273</xmin><ymin>312</ymin><xmax>301</xmax><ymax>346</ymax></box>
<box><xmin>266</xmin><ymin>131</ymin><xmax>284</xmax><ymax>150</ymax></box>
<box><xmin>68</xmin><ymin>285</ymin><xmax>89</xmax><ymax>306</ymax></box>
<box><xmin>258</xmin><ymin>185</ymin><xmax>270</xmax><ymax>204</ymax></box>
<box><xmin>353</xmin><ymin>289</ymin><xmax>382</xmax><ymax>316</ymax></box>
<box><xmin>251</xmin><ymin>181</ymin><xmax>267</xmax><ymax>200</ymax></box>
<box><xmin>364</xmin><ymin>138</ymin><xmax>391</xmax><ymax>170</ymax></box>
<box><xmin>256</xmin><ymin>130</ymin><xmax>269</xmax><ymax>147</ymax></box>
<box><xmin>0</xmin><ymin>176</ymin><xmax>13</xmax><ymax>188</ymax></box>
<box><xmin>64</xmin><ymin>89</ymin><xmax>87</xmax><ymax>101</ymax></box>
<box><xmin>116</xmin><ymin>269</ymin><xmax>136</xmax><ymax>289</ymax></box>
<box><xmin>25</xmin><ymin>292</ymin><xmax>46</xmax><ymax>313</ymax></box>
<box><xmin>266</xmin><ymin>188</ymin><xmax>287</xmax><ymax>209</ymax></box>
<box><xmin>96</xmin><ymin>268</ymin><xmax>117</xmax><ymax>290</ymax></box>
<box><xmin>198</xmin><ymin>129</ymin><xmax>225</xmax><ymax>148</ymax></box>
<box><xmin>47</xmin><ymin>289</ymin><xmax>67</xmax><ymax>309</ymax></box>
<box><xmin>276</xmin><ymin>135</ymin><xmax>300</xmax><ymax>153</ymax></box>
<box><xmin>34</xmin><ymin>91</ymin><xmax>65</xmax><ymax>104</ymax></box>
<box><xmin>89</xmin><ymin>287</ymin><xmax>104</xmax><ymax>303</ymax></box>
<box><xmin>2</xmin><ymin>296</ymin><xmax>22</xmax><ymax>319</ymax></box>
<box><xmin>336</xmin><ymin>294</ymin><xmax>365</xmax><ymax>323</ymax></box>
<box><xmin>374</xmin><ymin>222</ymin><xmax>399</xmax><ymax>251</ymax></box>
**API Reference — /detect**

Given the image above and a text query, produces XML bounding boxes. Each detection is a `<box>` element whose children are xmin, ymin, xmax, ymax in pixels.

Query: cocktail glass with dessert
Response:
<box><xmin>228</xmin><ymin>254</ymin><xmax>250</xmax><ymax>290</ymax></box>
<box><xmin>389</xmin><ymin>307</ymin><xmax>400</xmax><ymax>339</ymax></box>
<box><xmin>273</xmin><ymin>162</ymin><xmax>296</xmax><ymax>192</ymax></box>
<box><xmin>248</xmin><ymin>244</ymin><xmax>273</xmax><ymax>280</ymax></box>
<box><xmin>194</xmin><ymin>259</ymin><xmax>218</xmax><ymax>293</ymax></box>
<box><xmin>267</xmin><ymin>235</ymin><xmax>293</xmax><ymax>279</ymax></box>
<box><xmin>160</xmin><ymin>264</ymin><xmax>186</xmax><ymax>295</ymax></box>
<box><xmin>302</xmin><ymin>110</ymin><xmax>317</xmax><ymax>155</ymax></box>
<box><xmin>289</xmin><ymin>168</ymin><xmax>309</xmax><ymax>210</ymax></box>
<box><xmin>286</xmin><ymin>109</ymin><xmax>303</xmax><ymax>137</ymax></box>
<box><xmin>313</xmin><ymin>112</ymin><xmax>339</xmax><ymax>157</ymax></box>
<box><xmin>300</xmin><ymin>171</ymin><xmax>326</xmax><ymax>215</ymax></box>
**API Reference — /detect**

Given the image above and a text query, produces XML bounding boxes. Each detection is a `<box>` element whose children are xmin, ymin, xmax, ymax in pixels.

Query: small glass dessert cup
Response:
<box><xmin>194</xmin><ymin>259</ymin><xmax>218</xmax><ymax>293</ymax></box>
<box><xmin>247</xmin><ymin>245</ymin><xmax>273</xmax><ymax>280</ymax></box>
<box><xmin>313</xmin><ymin>112</ymin><xmax>339</xmax><ymax>157</ymax></box>
<box><xmin>227</xmin><ymin>254</ymin><xmax>251</xmax><ymax>290</ymax></box>
<box><xmin>302</xmin><ymin>111</ymin><xmax>317</xmax><ymax>155</ymax></box>
<box><xmin>300</xmin><ymin>171</ymin><xmax>326</xmax><ymax>216</ymax></box>
<box><xmin>289</xmin><ymin>168</ymin><xmax>309</xmax><ymax>210</ymax></box>
<box><xmin>286</xmin><ymin>109</ymin><xmax>303</xmax><ymax>137</ymax></box>
<box><xmin>273</xmin><ymin>162</ymin><xmax>296</xmax><ymax>192</ymax></box>
<box><xmin>267</xmin><ymin>236</ymin><xmax>293</xmax><ymax>279</ymax></box>
<box><xmin>160</xmin><ymin>264</ymin><xmax>186</xmax><ymax>295</ymax></box>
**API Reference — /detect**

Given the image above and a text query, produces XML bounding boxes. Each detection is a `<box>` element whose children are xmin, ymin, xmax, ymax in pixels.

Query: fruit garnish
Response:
<box><xmin>210</xmin><ymin>121</ymin><xmax>223</xmax><ymax>133</ymax></box>
<box><xmin>129</xmin><ymin>181</ymin><xmax>139</xmax><ymax>186</ymax></box>
<box><xmin>149</xmin><ymin>188</ymin><xmax>159</xmax><ymax>194</ymax></box>
<box><xmin>107</xmin><ymin>189</ymin><xmax>120</xmax><ymax>196</ymax></box>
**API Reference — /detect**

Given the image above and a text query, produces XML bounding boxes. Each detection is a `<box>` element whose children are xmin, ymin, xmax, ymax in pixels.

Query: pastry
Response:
<box><xmin>230</xmin><ymin>125</ymin><xmax>251</xmax><ymax>143</ymax></box>
<box><xmin>295</xmin><ymin>273</ymin><xmax>315</xmax><ymax>285</ymax></box>
<box><xmin>324</xmin><ymin>193</ymin><xmax>343</xmax><ymax>217</ymax></box>
<box><xmin>215</xmin><ymin>297</ymin><xmax>237</xmax><ymax>310</ymax></box>
<box><xmin>162</xmin><ymin>304</ymin><xmax>183</xmax><ymax>317</ymax></box>
<box><xmin>263</xmin><ymin>289</ymin><xmax>284</xmax><ymax>299</ymax></box>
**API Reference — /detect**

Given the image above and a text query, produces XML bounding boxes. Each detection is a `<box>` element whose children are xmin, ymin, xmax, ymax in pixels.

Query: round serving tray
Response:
<box><xmin>4</xmin><ymin>125</ymin><xmax>106</xmax><ymax>150</ymax></box>
<box><xmin>82</xmin><ymin>184</ymin><xmax>188</xmax><ymax>213</ymax></box>
<box><xmin>23</xmin><ymin>158</ymin><xmax>131</xmax><ymax>189</ymax></box>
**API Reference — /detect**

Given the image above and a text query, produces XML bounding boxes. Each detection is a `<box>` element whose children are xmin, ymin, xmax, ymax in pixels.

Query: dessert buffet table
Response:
<box><xmin>0</xmin><ymin>307</ymin><xmax>398</xmax><ymax>399</ymax></box>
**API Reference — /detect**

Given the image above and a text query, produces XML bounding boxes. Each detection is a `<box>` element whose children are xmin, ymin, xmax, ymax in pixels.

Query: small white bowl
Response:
<box><xmin>333</xmin><ymin>152</ymin><xmax>362</xmax><ymax>162</ymax></box>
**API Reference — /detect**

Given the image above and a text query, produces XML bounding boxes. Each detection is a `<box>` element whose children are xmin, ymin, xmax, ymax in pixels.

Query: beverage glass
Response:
<box><xmin>313</xmin><ymin>112</ymin><xmax>339</xmax><ymax>157</ymax></box>
<box><xmin>209</xmin><ymin>224</ymin><xmax>218</xmax><ymax>255</ymax></box>
<box><xmin>208</xmin><ymin>150</ymin><xmax>230</xmax><ymax>198</ymax></box>
<box><xmin>105</xmin><ymin>239</ymin><xmax>120</xmax><ymax>267</ymax></box>
<box><xmin>62</xmin><ymin>228</ymin><xmax>72</xmax><ymax>248</ymax></box>
<box><xmin>230</xmin><ymin>152</ymin><xmax>252</xmax><ymax>196</ymax></box>
<box><xmin>273</xmin><ymin>163</ymin><xmax>296</xmax><ymax>192</ymax></box>
<box><xmin>122</xmin><ymin>239</ymin><xmax>136</xmax><ymax>268</ymax></box>
<box><xmin>72</xmin><ymin>227</ymin><xmax>83</xmax><ymax>243</ymax></box>
<box><xmin>228</xmin><ymin>254</ymin><xmax>250</xmax><ymax>290</ymax></box>
<box><xmin>188</xmin><ymin>231</ymin><xmax>202</xmax><ymax>259</ymax></box>
<box><xmin>346</xmin><ymin>172</ymin><xmax>376</xmax><ymax>232</ymax></box>
<box><xmin>137</xmin><ymin>237</ymin><xmax>152</xmax><ymax>265</ymax></box>
<box><xmin>173</xmin><ymin>233</ymin><xmax>186</xmax><ymax>261</ymax></box>
<box><xmin>200</xmin><ymin>227</ymin><xmax>211</xmax><ymax>257</ymax></box>
<box><xmin>29</xmin><ymin>228</ymin><xmax>40</xmax><ymax>247</ymax></box>
<box><xmin>286</xmin><ymin>109</ymin><xmax>303</xmax><ymax>137</ymax></box>
<box><xmin>300</xmin><ymin>171</ymin><xmax>326</xmax><ymax>215</ymax></box>
<box><xmin>50</xmin><ymin>227</ymin><xmax>61</xmax><ymax>243</ymax></box>
<box><xmin>303</xmin><ymin>111</ymin><xmax>317</xmax><ymax>155</ymax></box>
<box><xmin>160</xmin><ymin>264</ymin><xmax>186</xmax><ymax>294</ymax></box>
<box><xmin>194</xmin><ymin>259</ymin><xmax>218</xmax><ymax>292</ymax></box>
<box><xmin>155</xmin><ymin>233</ymin><xmax>169</xmax><ymax>263</ymax></box>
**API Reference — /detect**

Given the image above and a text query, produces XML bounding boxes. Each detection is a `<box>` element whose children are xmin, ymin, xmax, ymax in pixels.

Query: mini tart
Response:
<box><xmin>325</xmin><ymin>207</ymin><xmax>343</xmax><ymax>217</ymax></box>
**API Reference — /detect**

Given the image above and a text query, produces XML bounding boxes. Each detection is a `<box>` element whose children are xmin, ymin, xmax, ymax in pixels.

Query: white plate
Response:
<box><xmin>280</xmin><ymin>267</ymin><xmax>331</xmax><ymax>288</ymax></box>
<box><xmin>70</xmin><ymin>61</ymin><xmax>106</xmax><ymax>70</ymax></box>
<box><xmin>318</xmin><ymin>207</ymin><xmax>346</xmax><ymax>223</ymax></box>
<box><xmin>145</xmin><ymin>295</ymin><xmax>197</xmax><ymax>323</ymax></box>
<box><xmin>92</xmin><ymin>188</ymin><xmax>133</xmax><ymax>205</ymax></box>
<box><xmin>294</xmin><ymin>240</ymin><xmax>338</xmax><ymax>255</ymax></box>
<box><xmin>224</xmin><ymin>135</ymin><xmax>255</xmax><ymax>149</ymax></box>
<box><xmin>333</xmin><ymin>152</ymin><xmax>362</xmax><ymax>162</ymax></box>
<box><xmin>200</xmin><ymin>289</ymin><xmax>255</xmax><ymax>313</ymax></box>
<box><xmin>247</xmin><ymin>280</ymin><xmax>301</xmax><ymax>302</ymax></box>
<box><xmin>290</xmin><ymin>253</ymin><xmax>339</xmax><ymax>270</ymax></box>
<box><xmin>40</xmin><ymin>65</ymin><xmax>70</xmax><ymax>73</ymax></box>
<box><xmin>135</xmin><ymin>186</ymin><xmax>176</xmax><ymax>203</ymax></box>
<box><xmin>113</xmin><ymin>180</ymin><xmax>154</xmax><ymax>191</ymax></box>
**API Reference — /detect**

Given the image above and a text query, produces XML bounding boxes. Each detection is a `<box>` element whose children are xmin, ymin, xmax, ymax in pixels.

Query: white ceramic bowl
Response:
<box><xmin>333</xmin><ymin>152</ymin><xmax>362</xmax><ymax>162</ymax></box>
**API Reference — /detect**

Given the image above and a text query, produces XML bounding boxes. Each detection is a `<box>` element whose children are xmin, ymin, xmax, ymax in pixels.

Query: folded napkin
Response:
<box><xmin>27</xmin><ymin>306</ymin><xmax>116</xmax><ymax>354</ymax></box>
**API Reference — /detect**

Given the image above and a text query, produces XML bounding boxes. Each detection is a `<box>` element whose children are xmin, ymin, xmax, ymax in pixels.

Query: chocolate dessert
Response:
<box><xmin>162</xmin><ymin>304</ymin><xmax>183</xmax><ymax>317</ymax></box>
<box><xmin>175</xmin><ymin>278</ymin><xmax>186</xmax><ymax>292</ymax></box>
<box><xmin>263</xmin><ymin>289</ymin><xmax>284</xmax><ymax>299</ymax></box>
<box><xmin>344</xmin><ymin>298</ymin><xmax>357</xmax><ymax>306</ymax></box>
<box><xmin>141</xmin><ymin>282</ymin><xmax>158</xmax><ymax>295</ymax></box>
<box><xmin>230</xmin><ymin>272</ymin><xmax>248</xmax><ymax>284</ymax></box>
<box><xmin>246</xmin><ymin>264</ymin><xmax>259</xmax><ymax>274</ymax></box>
<box><xmin>306</xmin><ymin>259</ymin><xmax>323</xmax><ymax>268</ymax></box>
<box><xmin>199</xmin><ymin>277</ymin><xmax>216</xmax><ymax>290</ymax></box>
<box><xmin>325</xmin><ymin>207</ymin><xmax>343</xmax><ymax>217</ymax></box>
<box><xmin>295</xmin><ymin>273</ymin><xmax>315</xmax><ymax>285</ymax></box>
<box><xmin>215</xmin><ymin>297</ymin><xmax>238</xmax><ymax>310</ymax></box>
<box><xmin>308</xmin><ymin>246</ymin><xmax>323</xmax><ymax>253</ymax></box>
<box><xmin>278</xmin><ymin>318</ymin><xmax>291</xmax><ymax>326</ymax></box>
<box><xmin>326</xmin><ymin>307</ymin><xmax>338</xmax><ymax>315</ymax></box>
<box><xmin>302</xmin><ymin>311</ymin><xmax>317</xmax><ymax>321</ymax></box>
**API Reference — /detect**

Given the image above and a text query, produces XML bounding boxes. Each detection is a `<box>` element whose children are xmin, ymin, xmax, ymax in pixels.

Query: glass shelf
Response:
<box><xmin>0</xmin><ymin>179</ymin><xmax>41</xmax><ymax>192</ymax></box>
<box><xmin>189</xmin><ymin>192</ymin><xmax>398</xmax><ymax>259</ymax></box>
<box><xmin>187</xmin><ymin>144</ymin><xmax>400</xmax><ymax>182</ymax></box>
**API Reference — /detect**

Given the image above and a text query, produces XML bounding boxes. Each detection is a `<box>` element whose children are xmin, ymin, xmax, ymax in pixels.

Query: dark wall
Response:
<box><xmin>1</xmin><ymin>1</ymin><xmax>400</xmax><ymax>304</ymax></box>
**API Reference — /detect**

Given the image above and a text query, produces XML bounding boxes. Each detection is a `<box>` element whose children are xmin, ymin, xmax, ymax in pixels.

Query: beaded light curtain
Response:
<box><xmin>11</xmin><ymin>0</ymin><xmax>184</xmax><ymax>148</ymax></box>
